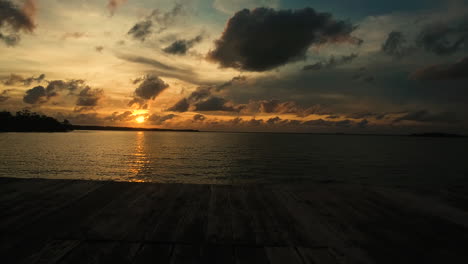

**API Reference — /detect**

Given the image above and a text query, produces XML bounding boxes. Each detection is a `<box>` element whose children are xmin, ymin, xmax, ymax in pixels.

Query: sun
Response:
<box><xmin>135</xmin><ymin>116</ymin><xmax>145</xmax><ymax>123</ymax></box>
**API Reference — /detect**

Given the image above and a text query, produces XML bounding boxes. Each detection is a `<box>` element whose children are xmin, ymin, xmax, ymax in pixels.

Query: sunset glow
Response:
<box><xmin>135</xmin><ymin>116</ymin><xmax>145</xmax><ymax>124</ymax></box>
<box><xmin>0</xmin><ymin>0</ymin><xmax>467</xmax><ymax>133</ymax></box>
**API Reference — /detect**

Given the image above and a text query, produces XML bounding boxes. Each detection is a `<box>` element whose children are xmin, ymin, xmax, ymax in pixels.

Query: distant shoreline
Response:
<box><xmin>72</xmin><ymin>125</ymin><xmax>199</xmax><ymax>133</ymax></box>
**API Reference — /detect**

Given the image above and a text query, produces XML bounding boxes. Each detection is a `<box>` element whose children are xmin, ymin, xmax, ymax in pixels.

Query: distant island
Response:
<box><xmin>409</xmin><ymin>132</ymin><xmax>466</xmax><ymax>138</ymax></box>
<box><xmin>0</xmin><ymin>110</ymin><xmax>72</xmax><ymax>132</ymax></box>
<box><xmin>72</xmin><ymin>125</ymin><xmax>198</xmax><ymax>132</ymax></box>
<box><xmin>0</xmin><ymin>110</ymin><xmax>198</xmax><ymax>133</ymax></box>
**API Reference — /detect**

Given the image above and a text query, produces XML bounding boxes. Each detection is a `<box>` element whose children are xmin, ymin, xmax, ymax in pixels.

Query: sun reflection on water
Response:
<box><xmin>127</xmin><ymin>131</ymin><xmax>150</xmax><ymax>182</ymax></box>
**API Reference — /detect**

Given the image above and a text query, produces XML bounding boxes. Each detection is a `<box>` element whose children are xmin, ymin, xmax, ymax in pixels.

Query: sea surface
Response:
<box><xmin>1</xmin><ymin>131</ymin><xmax>467</xmax><ymax>186</ymax></box>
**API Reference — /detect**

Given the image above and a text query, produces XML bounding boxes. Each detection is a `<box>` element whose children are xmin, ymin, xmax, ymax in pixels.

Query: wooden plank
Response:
<box><xmin>0</xmin><ymin>182</ymin><xmax>130</xmax><ymax>263</ymax></box>
<box><xmin>56</xmin><ymin>241</ymin><xmax>140</xmax><ymax>264</ymax></box>
<box><xmin>175</xmin><ymin>184</ymin><xmax>211</xmax><ymax>244</ymax></box>
<box><xmin>132</xmin><ymin>244</ymin><xmax>173</xmax><ymax>264</ymax></box>
<box><xmin>20</xmin><ymin>240</ymin><xmax>80</xmax><ymax>264</ymax></box>
<box><xmin>147</xmin><ymin>184</ymin><xmax>197</xmax><ymax>242</ymax></box>
<box><xmin>265</xmin><ymin>246</ymin><xmax>303</xmax><ymax>264</ymax></box>
<box><xmin>298</xmin><ymin>247</ymin><xmax>340</xmax><ymax>264</ymax></box>
<box><xmin>171</xmin><ymin>244</ymin><xmax>201</xmax><ymax>264</ymax></box>
<box><xmin>78</xmin><ymin>183</ymin><xmax>151</xmax><ymax>240</ymax></box>
<box><xmin>259</xmin><ymin>188</ymin><xmax>313</xmax><ymax>247</ymax></box>
<box><xmin>206</xmin><ymin>185</ymin><xmax>233</xmax><ymax>244</ymax></box>
<box><xmin>229</xmin><ymin>185</ymin><xmax>257</xmax><ymax>245</ymax></box>
<box><xmin>235</xmin><ymin>246</ymin><xmax>270</xmax><ymax>264</ymax></box>
<box><xmin>0</xmin><ymin>180</ymin><xmax>103</xmax><ymax>233</ymax></box>
<box><xmin>200</xmin><ymin>245</ymin><xmax>234</xmax><ymax>264</ymax></box>
<box><xmin>243</xmin><ymin>186</ymin><xmax>282</xmax><ymax>246</ymax></box>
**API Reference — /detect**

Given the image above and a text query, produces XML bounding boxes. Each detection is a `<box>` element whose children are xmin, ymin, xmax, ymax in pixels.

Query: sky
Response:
<box><xmin>1</xmin><ymin>0</ymin><xmax>468</xmax><ymax>133</ymax></box>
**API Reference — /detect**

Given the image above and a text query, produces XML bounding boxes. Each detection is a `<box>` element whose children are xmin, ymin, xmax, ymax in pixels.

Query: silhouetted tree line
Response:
<box><xmin>0</xmin><ymin>110</ymin><xmax>73</xmax><ymax>132</ymax></box>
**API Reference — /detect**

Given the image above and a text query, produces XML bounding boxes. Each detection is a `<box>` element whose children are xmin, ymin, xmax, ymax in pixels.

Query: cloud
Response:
<box><xmin>416</xmin><ymin>20</ymin><xmax>468</xmax><ymax>56</ymax></box>
<box><xmin>411</xmin><ymin>57</ymin><xmax>468</xmax><ymax>80</ymax></box>
<box><xmin>105</xmin><ymin>111</ymin><xmax>134</xmax><ymax>122</ymax></box>
<box><xmin>1</xmin><ymin>73</ymin><xmax>45</xmax><ymax>86</ymax></box>
<box><xmin>163</xmin><ymin>35</ymin><xmax>203</xmax><ymax>55</ymax></box>
<box><xmin>107</xmin><ymin>0</ymin><xmax>127</xmax><ymax>16</ymax></box>
<box><xmin>303</xmin><ymin>53</ymin><xmax>358</xmax><ymax>71</ymax></box>
<box><xmin>166</xmin><ymin>76</ymin><xmax>247</xmax><ymax>112</ymax></box>
<box><xmin>193</xmin><ymin>114</ymin><xmax>206</xmax><ymax>121</ymax></box>
<box><xmin>46</xmin><ymin>79</ymin><xmax>86</xmax><ymax>95</ymax></box>
<box><xmin>207</xmin><ymin>7</ymin><xmax>360</xmax><ymax>72</ymax></box>
<box><xmin>127</xmin><ymin>3</ymin><xmax>186</xmax><ymax>41</ymax></box>
<box><xmin>193</xmin><ymin>96</ymin><xmax>238</xmax><ymax>112</ymax></box>
<box><xmin>0</xmin><ymin>89</ymin><xmax>11</xmax><ymax>102</ymax></box>
<box><xmin>0</xmin><ymin>32</ymin><xmax>19</xmax><ymax>46</ymax></box>
<box><xmin>61</xmin><ymin>32</ymin><xmax>87</xmax><ymax>40</ymax></box>
<box><xmin>381</xmin><ymin>31</ymin><xmax>414</xmax><ymax>58</ymax></box>
<box><xmin>393</xmin><ymin>110</ymin><xmax>459</xmax><ymax>124</ymax></box>
<box><xmin>23</xmin><ymin>85</ymin><xmax>47</xmax><ymax>104</ymax></box>
<box><xmin>128</xmin><ymin>20</ymin><xmax>152</xmax><ymax>41</ymax></box>
<box><xmin>22</xmin><ymin>79</ymin><xmax>100</xmax><ymax>106</ymax></box>
<box><xmin>167</xmin><ymin>98</ymin><xmax>189</xmax><ymax>112</ymax></box>
<box><xmin>116</xmin><ymin>53</ymin><xmax>200</xmax><ymax>84</ymax></box>
<box><xmin>148</xmin><ymin>113</ymin><xmax>177</xmax><ymax>125</ymax></box>
<box><xmin>74</xmin><ymin>87</ymin><xmax>104</xmax><ymax>112</ymax></box>
<box><xmin>213</xmin><ymin>0</ymin><xmax>279</xmax><ymax>14</ymax></box>
<box><xmin>0</xmin><ymin>0</ymin><xmax>36</xmax><ymax>46</ymax></box>
<box><xmin>128</xmin><ymin>74</ymin><xmax>169</xmax><ymax>109</ymax></box>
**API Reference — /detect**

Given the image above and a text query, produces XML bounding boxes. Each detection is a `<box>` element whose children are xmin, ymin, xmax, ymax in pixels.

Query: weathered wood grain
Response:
<box><xmin>1</xmin><ymin>178</ymin><xmax>468</xmax><ymax>264</ymax></box>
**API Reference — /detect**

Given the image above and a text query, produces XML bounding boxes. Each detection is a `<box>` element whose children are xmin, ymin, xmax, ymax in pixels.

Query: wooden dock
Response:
<box><xmin>1</xmin><ymin>178</ymin><xmax>468</xmax><ymax>263</ymax></box>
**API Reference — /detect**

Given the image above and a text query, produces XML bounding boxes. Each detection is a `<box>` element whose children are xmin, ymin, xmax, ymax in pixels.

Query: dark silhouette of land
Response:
<box><xmin>72</xmin><ymin>125</ymin><xmax>198</xmax><ymax>132</ymax></box>
<box><xmin>409</xmin><ymin>132</ymin><xmax>465</xmax><ymax>138</ymax></box>
<box><xmin>0</xmin><ymin>110</ymin><xmax>72</xmax><ymax>132</ymax></box>
<box><xmin>0</xmin><ymin>111</ymin><xmax>198</xmax><ymax>133</ymax></box>
<box><xmin>1</xmin><ymin>177</ymin><xmax>468</xmax><ymax>263</ymax></box>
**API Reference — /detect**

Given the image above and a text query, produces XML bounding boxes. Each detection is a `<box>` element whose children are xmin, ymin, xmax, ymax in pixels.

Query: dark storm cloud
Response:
<box><xmin>357</xmin><ymin>119</ymin><xmax>369</xmax><ymax>128</ymax></box>
<box><xmin>207</xmin><ymin>7</ymin><xmax>360</xmax><ymax>72</ymax></box>
<box><xmin>302</xmin><ymin>53</ymin><xmax>358</xmax><ymax>71</ymax></box>
<box><xmin>61</xmin><ymin>32</ymin><xmax>87</xmax><ymax>40</ymax></box>
<box><xmin>0</xmin><ymin>32</ymin><xmax>19</xmax><ymax>46</ymax></box>
<box><xmin>46</xmin><ymin>79</ymin><xmax>86</xmax><ymax>95</ymax></box>
<box><xmin>410</xmin><ymin>57</ymin><xmax>468</xmax><ymax>80</ymax></box>
<box><xmin>127</xmin><ymin>3</ymin><xmax>186</xmax><ymax>41</ymax></box>
<box><xmin>249</xmin><ymin>100</ymin><xmax>332</xmax><ymax>117</ymax></box>
<box><xmin>0</xmin><ymin>89</ymin><xmax>11</xmax><ymax>102</ymax></box>
<box><xmin>259</xmin><ymin>100</ymin><xmax>299</xmax><ymax>114</ymax></box>
<box><xmin>148</xmin><ymin>113</ymin><xmax>177</xmax><ymax>125</ymax></box>
<box><xmin>105</xmin><ymin>111</ymin><xmax>133</xmax><ymax>122</ymax></box>
<box><xmin>0</xmin><ymin>0</ymin><xmax>36</xmax><ymax>46</ymax></box>
<box><xmin>416</xmin><ymin>20</ymin><xmax>468</xmax><ymax>56</ymax></box>
<box><xmin>107</xmin><ymin>0</ymin><xmax>127</xmax><ymax>16</ymax></box>
<box><xmin>22</xmin><ymin>79</ymin><xmax>101</xmax><ymax>106</ymax></box>
<box><xmin>116</xmin><ymin>54</ymin><xmax>200</xmax><ymax>84</ymax></box>
<box><xmin>128</xmin><ymin>20</ymin><xmax>152</xmax><ymax>41</ymax></box>
<box><xmin>346</xmin><ymin>111</ymin><xmax>377</xmax><ymax>119</ymax></box>
<box><xmin>128</xmin><ymin>75</ymin><xmax>169</xmax><ymax>109</ymax></box>
<box><xmin>393</xmin><ymin>110</ymin><xmax>459</xmax><ymax>124</ymax></box>
<box><xmin>302</xmin><ymin>118</ymin><xmax>354</xmax><ymax>128</ymax></box>
<box><xmin>2</xmin><ymin>73</ymin><xmax>45</xmax><ymax>86</ymax></box>
<box><xmin>193</xmin><ymin>114</ymin><xmax>206</xmax><ymax>122</ymax></box>
<box><xmin>382</xmin><ymin>31</ymin><xmax>413</xmax><ymax>58</ymax></box>
<box><xmin>23</xmin><ymin>85</ymin><xmax>46</xmax><ymax>104</ymax></box>
<box><xmin>163</xmin><ymin>35</ymin><xmax>203</xmax><ymax>55</ymax></box>
<box><xmin>166</xmin><ymin>76</ymin><xmax>247</xmax><ymax>112</ymax></box>
<box><xmin>133</xmin><ymin>75</ymin><xmax>168</xmax><ymax>100</ymax></box>
<box><xmin>167</xmin><ymin>98</ymin><xmax>189</xmax><ymax>112</ymax></box>
<box><xmin>193</xmin><ymin>96</ymin><xmax>237</xmax><ymax>112</ymax></box>
<box><xmin>74</xmin><ymin>87</ymin><xmax>104</xmax><ymax>112</ymax></box>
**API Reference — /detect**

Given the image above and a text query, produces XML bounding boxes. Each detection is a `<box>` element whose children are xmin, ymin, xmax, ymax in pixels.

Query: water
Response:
<box><xmin>1</xmin><ymin>131</ymin><xmax>467</xmax><ymax>186</ymax></box>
